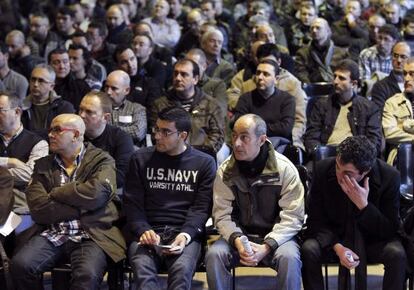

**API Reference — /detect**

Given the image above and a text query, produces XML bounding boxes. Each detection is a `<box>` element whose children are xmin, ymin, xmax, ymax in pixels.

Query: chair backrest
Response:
<box><xmin>313</xmin><ymin>145</ymin><xmax>337</xmax><ymax>162</ymax></box>
<box><xmin>303</xmin><ymin>82</ymin><xmax>334</xmax><ymax>119</ymax></box>
<box><xmin>396</xmin><ymin>143</ymin><xmax>414</xmax><ymax>203</ymax></box>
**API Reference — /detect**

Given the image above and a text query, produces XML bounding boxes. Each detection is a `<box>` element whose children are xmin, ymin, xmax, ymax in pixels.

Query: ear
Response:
<box><xmin>258</xmin><ymin>134</ymin><xmax>266</xmax><ymax>146</ymax></box>
<box><xmin>179</xmin><ymin>130</ymin><xmax>188</xmax><ymax>141</ymax></box>
<box><xmin>193</xmin><ymin>74</ymin><xmax>199</xmax><ymax>85</ymax></box>
<box><xmin>125</xmin><ymin>86</ymin><xmax>130</xmax><ymax>95</ymax></box>
<box><xmin>103</xmin><ymin>112</ymin><xmax>111</xmax><ymax>122</ymax></box>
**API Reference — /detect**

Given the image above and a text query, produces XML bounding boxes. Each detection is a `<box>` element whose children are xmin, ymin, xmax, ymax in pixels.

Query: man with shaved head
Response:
<box><xmin>106</xmin><ymin>4</ymin><xmax>133</xmax><ymax>45</ymax></box>
<box><xmin>11</xmin><ymin>113</ymin><xmax>126</xmax><ymax>290</ymax></box>
<box><xmin>295</xmin><ymin>17</ymin><xmax>349</xmax><ymax>83</ymax></box>
<box><xmin>142</xmin><ymin>0</ymin><xmax>181</xmax><ymax>49</ymax></box>
<box><xmin>104</xmin><ymin>70</ymin><xmax>147</xmax><ymax>145</ymax></box>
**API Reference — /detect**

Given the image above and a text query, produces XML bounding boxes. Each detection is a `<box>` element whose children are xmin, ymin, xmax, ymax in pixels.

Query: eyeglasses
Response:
<box><xmin>0</xmin><ymin>107</ymin><xmax>16</xmax><ymax>113</ymax></box>
<box><xmin>30</xmin><ymin>77</ymin><xmax>53</xmax><ymax>85</ymax></box>
<box><xmin>152</xmin><ymin>127</ymin><xmax>180</xmax><ymax>137</ymax></box>
<box><xmin>48</xmin><ymin>126</ymin><xmax>78</xmax><ymax>135</ymax></box>
<box><xmin>393</xmin><ymin>53</ymin><xmax>409</xmax><ymax>60</ymax></box>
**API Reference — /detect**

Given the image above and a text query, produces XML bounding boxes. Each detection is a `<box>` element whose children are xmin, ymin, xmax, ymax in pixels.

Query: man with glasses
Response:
<box><xmin>383</xmin><ymin>57</ymin><xmax>414</xmax><ymax>162</ymax></box>
<box><xmin>0</xmin><ymin>91</ymin><xmax>48</xmax><ymax>219</ymax></box>
<box><xmin>372</xmin><ymin>42</ymin><xmax>412</xmax><ymax>109</ymax></box>
<box><xmin>359</xmin><ymin>24</ymin><xmax>400</xmax><ymax>82</ymax></box>
<box><xmin>22</xmin><ymin>64</ymin><xmax>75</xmax><ymax>139</ymax></box>
<box><xmin>79</xmin><ymin>91</ymin><xmax>134</xmax><ymax>190</ymax></box>
<box><xmin>11</xmin><ymin>113</ymin><xmax>126</xmax><ymax>290</ymax></box>
<box><xmin>124</xmin><ymin>106</ymin><xmax>216</xmax><ymax>290</ymax></box>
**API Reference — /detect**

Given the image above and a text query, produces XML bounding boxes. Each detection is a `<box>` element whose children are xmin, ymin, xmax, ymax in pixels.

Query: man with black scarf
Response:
<box><xmin>206</xmin><ymin>114</ymin><xmax>304</xmax><ymax>290</ymax></box>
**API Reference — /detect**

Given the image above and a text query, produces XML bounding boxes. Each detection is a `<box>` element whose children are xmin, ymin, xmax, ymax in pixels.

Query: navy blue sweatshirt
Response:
<box><xmin>124</xmin><ymin>145</ymin><xmax>216</xmax><ymax>242</ymax></box>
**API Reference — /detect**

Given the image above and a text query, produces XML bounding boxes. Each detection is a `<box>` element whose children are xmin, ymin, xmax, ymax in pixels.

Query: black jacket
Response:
<box><xmin>371</xmin><ymin>71</ymin><xmax>402</xmax><ymax>110</ymax></box>
<box><xmin>306</xmin><ymin>157</ymin><xmax>400</xmax><ymax>248</ymax></box>
<box><xmin>304</xmin><ymin>94</ymin><xmax>382</xmax><ymax>154</ymax></box>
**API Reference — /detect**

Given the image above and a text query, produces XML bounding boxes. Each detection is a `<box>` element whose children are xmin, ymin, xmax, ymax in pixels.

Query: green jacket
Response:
<box><xmin>26</xmin><ymin>143</ymin><xmax>126</xmax><ymax>262</ymax></box>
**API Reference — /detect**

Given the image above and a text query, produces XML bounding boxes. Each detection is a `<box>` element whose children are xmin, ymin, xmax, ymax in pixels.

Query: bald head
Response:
<box><xmin>54</xmin><ymin>114</ymin><xmax>86</xmax><ymax>135</ymax></box>
<box><xmin>311</xmin><ymin>17</ymin><xmax>331</xmax><ymax>44</ymax></box>
<box><xmin>186</xmin><ymin>49</ymin><xmax>207</xmax><ymax>74</ymax></box>
<box><xmin>6</xmin><ymin>30</ymin><xmax>26</xmax><ymax>58</ymax></box>
<box><xmin>104</xmin><ymin>70</ymin><xmax>131</xmax><ymax>105</ymax></box>
<box><xmin>255</xmin><ymin>24</ymin><xmax>275</xmax><ymax>43</ymax></box>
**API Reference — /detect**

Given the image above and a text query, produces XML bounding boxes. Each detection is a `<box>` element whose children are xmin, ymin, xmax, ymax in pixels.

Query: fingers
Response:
<box><xmin>139</xmin><ymin>230</ymin><xmax>160</xmax><ymax>245</ymax></box>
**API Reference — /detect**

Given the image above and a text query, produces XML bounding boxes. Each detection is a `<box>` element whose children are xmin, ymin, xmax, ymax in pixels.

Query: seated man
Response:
<box><xmin>304</xmin><ymin>59</ymin><xmax>382</xmax><ymax>156</ymax></box>
<box><xmin>206</xmin><ymin>114</ymin><xmax>304</xmax><ymax>290</ymax></box>
<box><xmin>201</xmin><ymin>28</ymin><xmax>236</xmax><ymax>86</ymax></box>
<box><xmin>113</xmin><ymin>44</ymin><xmax>161</xmax><ymax>109</ymax></box>
<box><xmin>104</xmin><ymin>70</ymin><xmax>147</xmax><ymax>146</ymax></box>
<box><xmin>371</xmin><ymin>42</ymin><xmax>411</xmax><ymax>110</ymax></box>
<box><xmin>359</xmin><ymin>24</ymin><xmax>400</xmax><ymax>82</ymax></box>
<box><xmin>382</xmin><ymin>57</ymin><xmax>414</xmax><ymax>162</ymax></box>
<box><xmin>124</xmin><ymin>107</ymin><xmax>216</xmax><ymax>290</ymax></box>
<box><xmin>228</xmin><ymin>42</ymin><xmax>307</xmax><ymax>149</ymax></box>
<box><xmin>79</xmin><ymin>91</ymin><xmax>134</xmax><ymax>190</ymax></box>
<box><xmin>233</xmin><ymin>59</ymin><xmax>296</xmax><ymax>145</ymax></box>
<box><xmin>295</xmin><ymin>17</ymin><xmax>349</xmax><ymax>84</ymax></box>
<box><xmin>0</xmin><ymin>91</ymin><xmax>48</xmax><ymax>214</ymax></box>
<box><xmin>150</xmin><ymin>58</ymin><xmax>224</xmax><ymax>158</ymax></box>
<box><xmin>11</xmin><ymin>114</ymin><xmax>126</xmax><ymax>290</ymax></box>
<box><xmin>22</xmin><ymin>64</ymin><xmax>75</xmax><ymax>139</ymax></box>
<box><xmin>142</xmin><ymin>0</ymin><xmax>181</xmax><ymax>50</ymax></box>
<box><xmin>49</xmin><ymin>48</ymin><xmax>91</xmax><ymax>111</ymax></box>
<box><xmin>302</xmin><ymin>136</ymin><xmax>406</xmax><ymax>290</ymax></box>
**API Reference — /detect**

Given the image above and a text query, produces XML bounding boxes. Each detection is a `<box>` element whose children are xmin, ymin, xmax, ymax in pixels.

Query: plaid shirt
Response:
<box><xmin>359</xmin><ymin>45</ymin><xmax>392</xmax><ymax>81</ymax></box>
<box><xmin>40</xmin><ymin>144</ymin><xmax>90</xmax><ymax>246</ymax></box>
<box><xmin>111</xmin><ymin>99</ymin><xmax>147</xmax><ymax>144</ymax></box>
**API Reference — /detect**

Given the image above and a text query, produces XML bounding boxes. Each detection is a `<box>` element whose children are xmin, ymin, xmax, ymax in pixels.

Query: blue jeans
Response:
<box><xmin>128</xmin><ymin>240</ymin><xmax>201</xmax><ymax>290</ymax></box>
<box><xmin>205</xmin><ymin>238</ymin><xmax>302</xmax><ymax>290</ymax></box>
<box><xmin>11</xmin><ymin>235</ymin><xmax>107</xmax><ymax>290</ymax></box>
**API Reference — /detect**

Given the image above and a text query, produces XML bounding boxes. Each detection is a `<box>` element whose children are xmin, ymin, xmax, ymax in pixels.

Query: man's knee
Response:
<box><xmin>205</xmin><ymin>240</ymin><xmax>231</xmax><ymax>265</ymax></box>
<box><xmin>301</xmin><ymin>238</ymin><xmax>322</xmax><ymax>262</ymax></box>
<box><xmin>383</xmin><ymin>240</ymin><xmax>407</xmax><ymax>267</ymax></box>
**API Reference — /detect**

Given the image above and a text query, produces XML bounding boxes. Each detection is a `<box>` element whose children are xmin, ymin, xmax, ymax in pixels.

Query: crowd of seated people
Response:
<box><xmin>0</xmin><ymin>0</ymin><xmax>414</xmax><ymax>289</ymax></box>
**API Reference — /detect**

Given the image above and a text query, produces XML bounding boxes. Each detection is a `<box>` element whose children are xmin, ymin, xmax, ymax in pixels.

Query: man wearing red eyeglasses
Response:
<box><xmin>11</xmin><ymin>113</ymin><xmax>126</xmax><ymax>290</ymax></box>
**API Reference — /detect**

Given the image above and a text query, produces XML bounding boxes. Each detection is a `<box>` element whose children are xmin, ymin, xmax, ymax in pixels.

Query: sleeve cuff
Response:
<box><xmin>229</xmin><ymin>232</ymin><xmax>244</xmax><ymax>247</ymax></box>
<box><xmin>0</xmin><ymin>157</ymin><xmax>8</xmax><ymax>167</ymax></box>
<box><xmin>264</xmin><ymin>238</ymin><xmax>279</xmax><ymax>251</ymax></box>
<box><xmin>178</xmin><ymin>232</ymin><xmax>191</xmax><ymax>245</ymax></box>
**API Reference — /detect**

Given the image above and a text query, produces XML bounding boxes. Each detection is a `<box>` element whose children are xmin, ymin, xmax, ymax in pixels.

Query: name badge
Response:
<box><xmin>119</xmin><ymin>115</ymin><xmax>132</xmax><ymax>123</ymax></box>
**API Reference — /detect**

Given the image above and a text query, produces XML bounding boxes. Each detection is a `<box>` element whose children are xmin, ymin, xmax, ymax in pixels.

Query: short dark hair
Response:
<box><xmin>113</xmin><ymin>44</ymin><xmax>133</xmax><ymax>64</ymax></box>
<box><xmin>334</xmin><ymin>59</ymin><xmax>360</xmax><ymax>82</ymax></box>
<box><xmin>337</xmin><ymin>136</ymin><xmax>377</xmax><ymax>173</ymax></box>
<box><xmin>84</xmin><ymin>90</ymin><xmax>113</xmax><ymax>114</ymax></box>
<box><xmin>88</xmin><ymin>20</ymin><xmax>108</xmax><ymax>37</ymax></box>
<box><xmin>256</xmin><ymin>43</ymin><xmax>281</xmax><ymax>61</ymax></box>
<box><xmin>378</xmin><ymin>24</ymin><xmax>401</xmax><ymax>41</ymax></box>
<box><xmin>258</xmin><ymin>59</ymin><xmax>279</xmax><ymax>75</ymax></box>
<box><xmin>0</xmin><ymin>91</ymin><xmax>22</xmax><ymax>108</ymax></box>
<box><xmin>403</xmin><ymin>15</ymin><xmax>414</xmax><ymax>26</ymax></box>
<box><xmin>158</xmin><ymin>107</ymin><xmax>192</xmax><ymax>134</ymax></box>
<box><xmin>68</xmin><ymin>44</ymin><xmax>92</xmax><ymax>68</ymax></box>
<box><xmin>57</xmin><ymin>6</ymin><xmax>75</xmax><ymax>18</ymax></box>
<box><xmin>175</xmin><ymin>58</ymin><xmax>200</xmax><ymax>78</ymax></box>
<box><xmin>48</xmin><ymin>47</ymin><xmax>68</xmax><ymax>63</ymax></box>
<box><xmin>0</xmin><ymin>42</ymin><xmax>8</xmax><ymax>54</ymax></box>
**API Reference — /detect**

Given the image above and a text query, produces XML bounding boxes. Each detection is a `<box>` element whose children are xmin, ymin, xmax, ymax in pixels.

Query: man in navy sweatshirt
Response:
<box><xmin>124</xmin><ymin>106</ymin><xmax>216</xmax><ymax>290</ymax></box>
